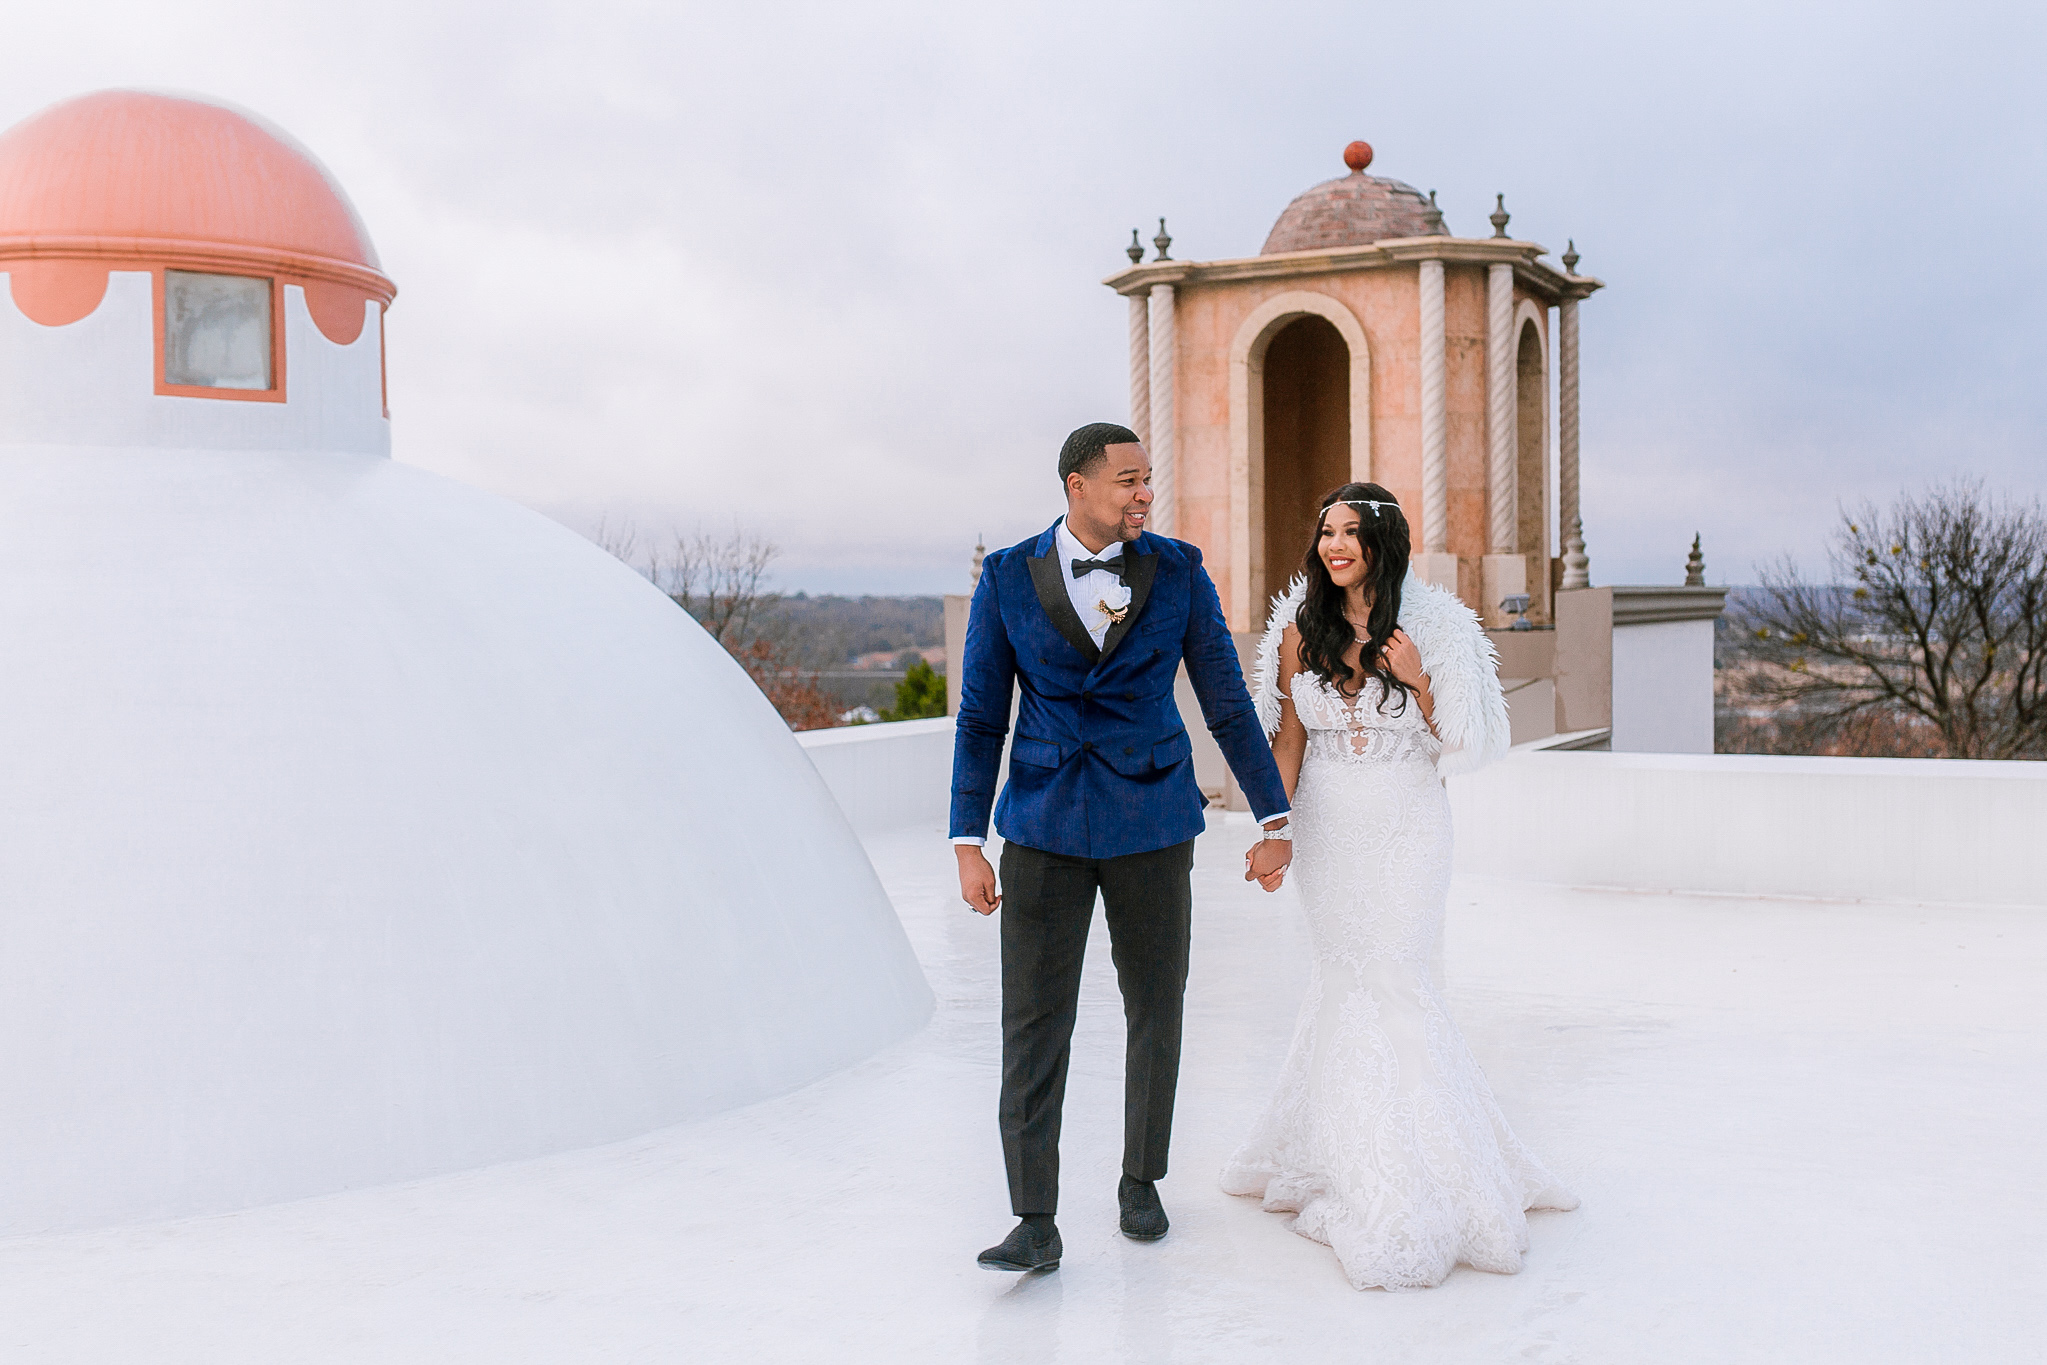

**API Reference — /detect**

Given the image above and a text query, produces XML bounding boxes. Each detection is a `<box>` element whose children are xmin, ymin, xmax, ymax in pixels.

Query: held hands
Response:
<box><xmin>965</xmin><ymin>826</ymin><xmax>1292</xmax><ymax>904</ymax></box>
<box><xmin>1243</xmin><ymin>822</ymin><xmax>1292</xmax><ymax>893</ymax></box>
<box><xmin>956</xmin><ymin>844</ymin><xmax>1002</xmax><ymax>915</ymax></box>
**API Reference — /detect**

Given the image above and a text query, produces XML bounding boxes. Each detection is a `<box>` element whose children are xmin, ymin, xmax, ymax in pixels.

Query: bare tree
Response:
<box><xmin>658</xmin><ymin>528</ymin><xmax>781</xmax><ymax>648</ymax></box>
<box><xmin>593</xmin><ymin>518</ymin><xmax>843</xmax><ymax>731</ymax></box>
<box><xmin>1735</xmin><ymin>481</ymin><xmax>2047</xmax><ymax>759</ymax></box>
<box><xmin>596</xmin><ymin>519</ymin><xmax>780</xmax><ymax>644</ymax></box>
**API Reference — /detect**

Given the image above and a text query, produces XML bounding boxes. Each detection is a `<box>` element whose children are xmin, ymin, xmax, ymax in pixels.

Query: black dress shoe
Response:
<box><xmin>1119</xmin><ymin>1176</ymin><xmax>1169</xmax><ymax>1241</ymax></box>
<box><xmin>977</xmin><ymin>1220</ymin><xmax>1062</xmax><ymax>1272</ymax></box>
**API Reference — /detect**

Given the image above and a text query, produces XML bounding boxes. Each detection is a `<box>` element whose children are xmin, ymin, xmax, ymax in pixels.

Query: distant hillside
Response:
<box><xmin>772</xmin><ymin>594</ymin><xmax>945</xmax><ymax>666</ymax></box>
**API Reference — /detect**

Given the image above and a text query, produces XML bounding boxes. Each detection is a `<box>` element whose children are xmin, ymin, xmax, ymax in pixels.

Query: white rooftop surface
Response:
<box><xmin>3</xmin><ymin>813</ymin><xmax>2040</xmax><ymax>1363</ymax></box>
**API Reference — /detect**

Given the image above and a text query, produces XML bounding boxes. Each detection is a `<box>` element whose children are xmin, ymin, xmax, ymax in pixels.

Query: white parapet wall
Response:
<box><xmin>1611</xmin><ymin>618</ymin><xmax>1715</xmax><ymax>753</ymax></box>
<box><xmin>798</xmin><ymin>716</ymin><xmax>956</xmax><ymax>835</ymax></box>
<box><xmin>805</xmin><ymin>718</ymin><xmax>2046</xmax><ymax>909</ymax></box>
<box><xmin>1449</xmin><ymin>744</ymin><xmax>2047</xmax><ymax>907</ymax></box>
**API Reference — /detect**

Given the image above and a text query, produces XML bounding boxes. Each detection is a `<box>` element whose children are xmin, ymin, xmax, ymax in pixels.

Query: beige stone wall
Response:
<box><xmin>1168</xmin><ymin>282</ymin><xmax>1237</xmax><ymax>584</ymax></box>
<box><xmin>1441</xmin><ymin>263</ymin><xmax>1492</xmax><ymax>609</ymax></box>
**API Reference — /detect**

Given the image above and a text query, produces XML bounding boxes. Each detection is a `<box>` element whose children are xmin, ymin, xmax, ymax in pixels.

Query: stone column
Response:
<box><xmin>1413</xmin><ymin>258</ymin><xmax>1457</xmax><ymax>591</ymax></box>
<box><xmin>1147</xmin><ymin>284</ymin><xmax>1177</xmax><ymax>537</ymax></box>
<box><xmin>1128</xmin><ymin>291</ymin><xmax>1151</xmax><ymax>446</ymax></box>
<box><xmin>1481</xmin><ymin>261</ymin><xmax>1524</xmax><ymax>622</ymax></box>
<box><xmin>1558</xmin><ymin>296</ymin><xmax>1590</xmax><ymax>588</ymax></box>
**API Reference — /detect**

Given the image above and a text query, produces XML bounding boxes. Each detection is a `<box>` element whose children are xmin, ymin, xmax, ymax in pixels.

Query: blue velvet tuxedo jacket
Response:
<box><xmin>949</xmin><ymin>520</ymin><xmax>1289</xmax><ymax>860</ymax></box>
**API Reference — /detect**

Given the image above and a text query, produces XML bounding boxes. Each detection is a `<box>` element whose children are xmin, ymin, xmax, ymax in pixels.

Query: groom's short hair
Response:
<box><xmin>1058</xmin><ymin>422</ymin><xmax>1141</xmax><ymax>485</ymax></box>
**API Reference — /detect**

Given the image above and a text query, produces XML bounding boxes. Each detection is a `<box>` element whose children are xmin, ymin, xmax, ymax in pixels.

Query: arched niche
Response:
<box><xmin>1227</xmin><ymin>291</ymin><xmax>1371</xmax><ymax>630</ymax></box>
<box><xmin>1513</xmin><ymin>300</ymin><xmax>1550</xmax><ymax>622</ymax></box>
<box><xmin>1262</xmin><ymin>315</ymin><xmax>1351</xmax><ymax>603</ymax></box>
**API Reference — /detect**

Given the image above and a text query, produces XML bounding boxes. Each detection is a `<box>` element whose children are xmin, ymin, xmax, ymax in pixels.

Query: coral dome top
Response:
<box><xmin>1262</xmin><ymin>143</ymin><xmax>1443</xmax><ymax>254</ymax></box>
<box><xmin>0</xmin><ymin>90</ymin><xmax>391</xmax><ymax>299</ymax></box>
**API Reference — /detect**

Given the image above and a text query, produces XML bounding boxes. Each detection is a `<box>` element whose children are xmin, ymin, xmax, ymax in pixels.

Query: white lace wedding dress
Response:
<box><xmin>1220</xmin><ymin>671</ymin><xmax>1577</xmax><ymax>1291</ymax></box>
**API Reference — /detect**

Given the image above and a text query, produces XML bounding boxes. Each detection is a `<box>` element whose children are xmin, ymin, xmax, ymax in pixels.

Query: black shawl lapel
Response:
<box><xmin>1028</xmin><ymin>548</ymin><xmax>1101</xmax><ymax>665</ymax></box>
<box><xmin>1096</xmin><ymin>546</ymin><xmax>1157</xmax><ymax>663</ymax></box>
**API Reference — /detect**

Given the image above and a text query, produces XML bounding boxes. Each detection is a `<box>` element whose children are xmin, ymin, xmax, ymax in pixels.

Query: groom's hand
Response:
<box><xmin>956</xmin><ymin>845</ymin><xmax>1002</xmax><ymax>915</ymax></box>
<box><xmin>1244</xmin><ymin>822</ymin><xmax>1292</xmax><ymax>892</ymax></box>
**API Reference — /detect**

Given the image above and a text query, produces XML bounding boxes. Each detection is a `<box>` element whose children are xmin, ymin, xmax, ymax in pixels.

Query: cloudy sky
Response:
<box><xmin>7</xmin><ymin>1</ymin><xmax>2045</xmax><ymax>592</ymax></box>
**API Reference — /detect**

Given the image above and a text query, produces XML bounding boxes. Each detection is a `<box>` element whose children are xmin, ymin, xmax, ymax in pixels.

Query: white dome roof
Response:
<box><xmin>0</xmin><ymin>447</ymin><xmax>932</xmax><ymax>1232</ymax></box>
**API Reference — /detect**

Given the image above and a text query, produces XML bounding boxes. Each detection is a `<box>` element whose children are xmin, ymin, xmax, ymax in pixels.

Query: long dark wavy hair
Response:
<box><xmin>1294</xmin><ymin>482</ymin><xmax>1415</xmax><ymax>713</ymax></box>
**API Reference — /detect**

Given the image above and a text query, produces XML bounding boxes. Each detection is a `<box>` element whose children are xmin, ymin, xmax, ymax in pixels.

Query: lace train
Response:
<box><xmin>1222</xmin><ymin>675</ymin><xmax>1576</xmax><ymax>1291</ymax></box>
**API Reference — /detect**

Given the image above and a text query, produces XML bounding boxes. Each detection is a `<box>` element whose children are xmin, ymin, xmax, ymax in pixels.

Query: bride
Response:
<box><xmin>1220</xmin><ymin>482</ymin><xmax>1577</xmax><ymax>1291</ymax></box>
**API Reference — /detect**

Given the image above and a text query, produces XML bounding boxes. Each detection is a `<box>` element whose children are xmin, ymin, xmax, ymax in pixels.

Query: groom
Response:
<box><xmin>951</xmin><ymin>422</ymin><xmax>1294</xmax><ymax>1273</ymax></box>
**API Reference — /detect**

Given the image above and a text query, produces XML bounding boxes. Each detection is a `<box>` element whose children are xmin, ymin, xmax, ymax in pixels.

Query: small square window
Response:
<box><xmin>164</xmin><ymin>270</ymin><xmax>272</xmax><ymax>390</ymax></box>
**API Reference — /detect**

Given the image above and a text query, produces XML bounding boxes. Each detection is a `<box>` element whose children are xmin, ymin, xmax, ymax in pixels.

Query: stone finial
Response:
<box><xmin>1343</xmin><ymin>140</ymin><xmax>1374</xmax><ymax>173</ymax></box>
<box><xmin>1126</xmin><ymin>229</ymin><xmax>1144</xmax><ymax>265</ymax></box>
<box><xmin>1423</xmin><ymin>189</ymin><xmax>1444</xmax><ymax>235</ymax></box>
<box><xmin>970</xmin><ymin>535</ymin><xmax>986</xmax><ymax>587</ymax></box>
<box><xmin>1152</xmin><ymin>217</ymin><xmax>1172</xmax><ymax>261</ymax></box>
<box><xmin>1489</xmin><ymin>194</ymin><xmax>1510</xmax><ymax>238</ymax></box>
<box><xmin>1562</xmin><ymin>516</ymin><xmax>1591</xmax><ymax>589</ymax></box>
<box><xmin>1561</xmin><ymin>238</ymin><xmax>1580</xmax><ymax>274</ymax></box>
<box><xmin>1684</xmin><ymin>533</ymin><xmax>1705</xmax><ymax>587</ymax></box>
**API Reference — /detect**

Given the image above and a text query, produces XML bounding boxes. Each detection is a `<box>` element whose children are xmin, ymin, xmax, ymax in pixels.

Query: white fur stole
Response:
<box><xmin>1251</xmin><ymin>571</ymin><xmax>1512</xmax><ymax>776</ymax></box>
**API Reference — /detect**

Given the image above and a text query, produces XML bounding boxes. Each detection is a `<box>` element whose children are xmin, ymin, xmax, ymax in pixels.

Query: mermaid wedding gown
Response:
<box><xmin>1220</xmin><ymin>671</ymin><xmax>1576</xmax><ymax>1290</ymax></box>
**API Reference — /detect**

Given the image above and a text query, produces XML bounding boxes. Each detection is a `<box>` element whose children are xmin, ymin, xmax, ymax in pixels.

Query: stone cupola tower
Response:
<box><xmin>1108</xmin><ymin>142</ymin><xmax>1603</xmax><ymax>631</ymax></box>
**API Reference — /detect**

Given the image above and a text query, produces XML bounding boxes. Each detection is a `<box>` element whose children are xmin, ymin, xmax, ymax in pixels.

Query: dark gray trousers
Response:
<box><xmin>997</xmin><ymin>838</ymin><xmax>1196</xmax><ymax>1216</ymax></box>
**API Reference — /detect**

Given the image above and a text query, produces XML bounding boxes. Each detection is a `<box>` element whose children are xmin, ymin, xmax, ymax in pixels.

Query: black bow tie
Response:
<box><xmin>1071</xmin><ymin>556</ymin><xmax>1128</xmax><ymax>581</ymax></box>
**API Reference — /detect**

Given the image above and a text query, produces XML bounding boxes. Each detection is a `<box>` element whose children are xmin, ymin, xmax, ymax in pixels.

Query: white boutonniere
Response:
<box><xmin>1095</xmin><ymin>582</ymin><xmax>1133</xmax><ymax>626</ymax></box>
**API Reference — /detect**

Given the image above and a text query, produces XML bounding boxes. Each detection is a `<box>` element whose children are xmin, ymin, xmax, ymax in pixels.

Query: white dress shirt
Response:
<box><xmin>952</xmin><ymin>518</ymin><xmax>1289</xmax><ymax>848</ymax></box>
<box><xmin>1057</xmin><ymin>517</ymin><xmax>1129</xmax><ymax>647</ymax></box>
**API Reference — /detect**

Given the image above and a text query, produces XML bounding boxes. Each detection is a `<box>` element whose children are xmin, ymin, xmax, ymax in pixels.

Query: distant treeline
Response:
<box><xmin>777</xmin><ymin>594</ymin><xmax>946</xmax><ymax>665</ymax></box>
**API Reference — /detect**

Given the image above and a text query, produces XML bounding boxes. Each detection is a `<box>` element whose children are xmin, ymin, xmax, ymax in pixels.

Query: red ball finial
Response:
<box><xmin>1343</xmin><ymin>141</ymin><xmax>1373</xmax><ymax>173</ymax></box>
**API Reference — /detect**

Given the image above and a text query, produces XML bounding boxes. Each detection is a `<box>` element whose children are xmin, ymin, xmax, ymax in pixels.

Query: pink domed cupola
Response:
<box><xmin>1261</xmin><ymin>142</ymin><xmax>1444</xmax><ymax>254</ymax></box>
<box><xmin>0</xmin><ymin>90</ymin><xmax>395</xmax><ymax>454</ymax></box>
<box><xmin>0</xmin><ymin>91</ymin><xmax>393</xmax><ymax>340</ymax></box>
<box><xmin>1107</xmin><ymin>139</ymin><xmax>1603</xmax><ymax>646</ymax></box>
